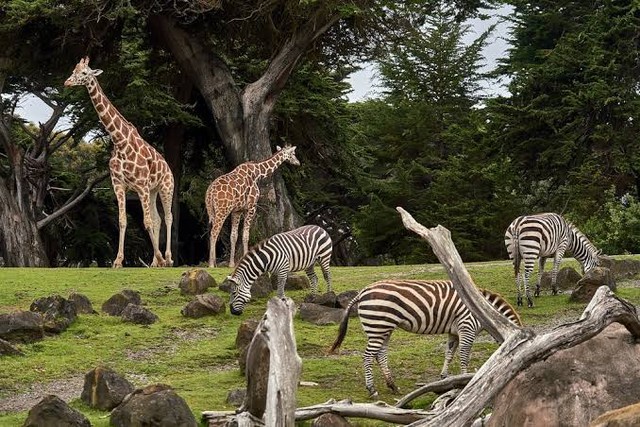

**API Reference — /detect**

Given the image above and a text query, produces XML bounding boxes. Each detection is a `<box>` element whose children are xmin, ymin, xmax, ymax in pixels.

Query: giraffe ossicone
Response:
<box><xmin>65</xmin><ymin>56</ymin><xmax>175</xmax><ymax>268</ymax></box>
<box><xmin>205</xmin><ymin>145</ymin><xmax>300</xmax><ymax>268</ymax></box>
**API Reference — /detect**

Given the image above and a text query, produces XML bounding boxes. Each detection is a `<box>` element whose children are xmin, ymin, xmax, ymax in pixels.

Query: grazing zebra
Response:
<box><xmin>504</xmin><ymin>212</ymin><xmax>601</xmax><ymax>308</ymax></box>
<box><xmin>329</xmin><ymin>279</ymin><xmax>521</xmax><ymax>398</ymax></box>
<box><xmin>227</xmin><ymin>224</ymin><xmax>332</xmax><ymax>315</ymax></box>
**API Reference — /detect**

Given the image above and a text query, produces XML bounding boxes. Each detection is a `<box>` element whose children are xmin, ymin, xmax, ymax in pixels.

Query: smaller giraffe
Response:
<box><xmin>205</xmin><ymin>145</ymin><xmax>300</xmax><ymax>268</ymax></box>
<box><xmin>64</xmin><ymin>57</ymin><xmax>174</xmax><ymax>268</ymax></box>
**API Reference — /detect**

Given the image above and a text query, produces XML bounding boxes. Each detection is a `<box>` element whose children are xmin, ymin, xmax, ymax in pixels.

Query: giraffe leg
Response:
<box><xmin>113</xmin><ymin>183</ymin><xmax>127</xmax><ymax>268</ymax></box>
<box><xmin>440</xmin><ymin>333</ymin><xmax>459</xmax><ymax>378</ymax></box>
<box><xmin>228</xmin><ymin>211</ymin><xmax>242</xmax><ymax>268</ymax></box>
<box><xmin>159</xmin><ymin>186</ymin><xmax>174</xmax><ymax>267</ymax></box>
<box><xmin>208</xmin><ymin>216</ymin><xmax>225</xmax><ymax>268</ymax></box>
<box><xmin>240</xmin><ymin>206</ymin><xmax>257</xmax><ymax>263</ymax></box>
<box><xmin>139</xmin><ymin>190</ymin><xmax>165</xmax><ymax>267</ymax></box>
<box><xmin>150</xmin><ymin>191</ymin><xmax>161</xmax><ymax>257</ymax></box>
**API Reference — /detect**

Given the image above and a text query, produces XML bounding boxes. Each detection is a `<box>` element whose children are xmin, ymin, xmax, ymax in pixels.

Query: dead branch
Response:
<box><xmin>395</xmin><ymin>207</ymin><xmax>640</xmax><ymax>427</ymax></box>
<box><xmin>295</xmin><ymin>399</ymin><xmax>434</xmax><ymax>424</ymax></box>
<box><xmin>395</xmin><ymin>374</ymin><xmax>474</xmax><ymax>409</ymax></box>
<box><xmin>236</xmin><ymin>297</ymin><xmax>301</xmax><ymax>425</ymax></box>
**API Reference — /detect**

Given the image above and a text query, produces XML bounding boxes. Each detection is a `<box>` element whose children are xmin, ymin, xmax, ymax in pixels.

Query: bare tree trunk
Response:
<box><xmin>0</xmin><ymin>178</ymin><xmax>48</xmax><ymax>266</ymax></box>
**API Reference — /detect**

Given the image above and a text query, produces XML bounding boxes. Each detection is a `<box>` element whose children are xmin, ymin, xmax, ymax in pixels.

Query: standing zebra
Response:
<box><xmin>227</xmin><ymin>225</ymin><xmax>332</xmax><ymax>315</ymax></box>
<box><xmin>504</xmin><ymin>212</ymin><xmax>601</xmax><ymax>308</ymax></box>
<box><xmin>329</xmin><ymin>279</ymin><xmax>521</xmax><ymax>398</ymax></box>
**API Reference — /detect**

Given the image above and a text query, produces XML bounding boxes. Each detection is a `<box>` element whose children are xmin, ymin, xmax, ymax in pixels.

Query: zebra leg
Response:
<box><xmin>535</xmin><ymin>257</ymin><xmax>546</xmax><ymax>297</ymax></box>
<box><xmin>363</xmin><ymin>336</ymin><xmax>385</xmax><ymax>399</ymax></box>
<box><xmin>440</xmin><ymin>334</ymin><xmax>459</xmax><ymax>378</ymax></box>
<box><xmin>552</xmin><ymin>246</ymin><xmax>567</xmax><ymax>296</ymax></box>
<box><xmin>276</xmin><ymin>269</ymin><xmax>288</xmax><ymax>299</ymax></box>
<box><xmin>523</xmin><ymin>260</ymin><xmax>535</xmax><ymax>308</ymax></box>
<box><xmin>515</xmin><ymin>270</ymin><xmax>523</xmax><ymax>307</ymax></box>
<box><xmin>376</xmin><ymin>336</ymin><xmax>399</xmax><ymax>394</ymax></box>
<box><xmin>319</xmin><ymin>255</ymin><xmax>332</xmax><ymax>293</ymax></box>
<box><xmin>305</xmin><ymin>266</ymin><xmax>319</xmax><ymax>294</ymax></box>
<box><xmin>457</xmin><ymin>328</ymin><xmax>476</xmax><ymax>374</ymax></box>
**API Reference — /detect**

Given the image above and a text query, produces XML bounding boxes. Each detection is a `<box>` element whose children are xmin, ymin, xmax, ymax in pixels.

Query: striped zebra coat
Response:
<box><xmin>227</xmin><ymin>225</ymin><xmax>332</xmax><ymax>315</ymax></box>
<box><xmin>329</xmin><ymin>279</ymin><xmax>521</xmax><ymax>398</ymax></box>
<box><xmin>505</xmin><ymin>212</ymin><xmax>601</xmax><ymax>308</ymax></box>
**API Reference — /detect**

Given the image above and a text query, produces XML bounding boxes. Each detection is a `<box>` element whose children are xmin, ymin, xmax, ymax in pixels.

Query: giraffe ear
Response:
<box><xmin>92</xmin><ymin>69</ymin><xmax>103</xmax><ymax>76</ymax></box>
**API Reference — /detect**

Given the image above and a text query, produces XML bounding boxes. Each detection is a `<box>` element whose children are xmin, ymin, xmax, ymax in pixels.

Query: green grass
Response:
<box><xmin>1</xmin><ymin>258</ymin><xmax>639</xmax><ymax>426</ymax></box>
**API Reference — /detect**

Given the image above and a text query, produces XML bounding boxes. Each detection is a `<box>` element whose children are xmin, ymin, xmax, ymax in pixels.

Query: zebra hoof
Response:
<box><xmin>369</xmin><ymin>391</ymin><xmax>379</xmax><ymax>400</ymax></box>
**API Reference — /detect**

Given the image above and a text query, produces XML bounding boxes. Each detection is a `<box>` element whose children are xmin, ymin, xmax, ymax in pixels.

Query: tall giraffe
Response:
<box><xmin>64</xmin><ymin>57</ymin><xmax>174</xmax><ymax>268</ymax></box>
<box><xmin>206</xmin><ymin>145</ymin><xmax>300</xmax><ymax>268</ymax></box>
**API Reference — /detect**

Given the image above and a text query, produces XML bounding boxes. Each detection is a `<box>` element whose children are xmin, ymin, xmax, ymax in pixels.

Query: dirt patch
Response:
<box><xmin>0</xmin><ymin>375</ymin><xmax>84</xmax><ymax>414</ymax></box>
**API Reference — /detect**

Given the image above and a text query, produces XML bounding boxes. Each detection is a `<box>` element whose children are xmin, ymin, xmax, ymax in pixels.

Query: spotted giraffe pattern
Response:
<box><xmin>205</xmin><ymin>146</ymin><xmax>300</xmax><ymax>267</ymax></box>
<box><xmin>65</xmin><ymin>57</ymin><xmax>174</xmax><ymax>268</ymax></box>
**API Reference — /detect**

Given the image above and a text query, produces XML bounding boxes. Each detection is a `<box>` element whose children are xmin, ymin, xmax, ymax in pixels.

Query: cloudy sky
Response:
<box><xmin>17</xmin><ymin>6</ymin><xmax>513</xmax><ymax>126</ymax></box>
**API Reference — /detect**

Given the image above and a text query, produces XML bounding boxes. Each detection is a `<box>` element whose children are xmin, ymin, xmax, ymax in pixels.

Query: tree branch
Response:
<box><xmin>36</xmin><ymin>171</ymin><xmax>109</xmax><ymax>229</ymax></box>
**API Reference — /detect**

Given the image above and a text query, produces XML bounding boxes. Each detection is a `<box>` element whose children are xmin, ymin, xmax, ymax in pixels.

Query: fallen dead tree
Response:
<box><xmin>202</xmin><ymin>208</ymin><xmax>640</xmax><ymax>426</ymax></box>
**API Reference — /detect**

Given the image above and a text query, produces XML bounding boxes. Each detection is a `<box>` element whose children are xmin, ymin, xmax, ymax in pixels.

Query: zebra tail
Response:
<box><xmin>328</xmin><ymin>295</ymin><xmax>359</xmax><ymax>354</ymax></box>
<box><xmin>513</xmin><ymin>231</ymin><xmax>521</xmax><ymax>275</ymax></box>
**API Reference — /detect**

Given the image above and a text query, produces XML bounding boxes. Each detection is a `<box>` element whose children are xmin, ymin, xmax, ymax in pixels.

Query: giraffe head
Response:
<box><xmin>276</xmin><ymin>145</ymin><xmax>300</xmax><ymax>166</ymax></box>
<box><xmin>64</xmin><ymin>57</ymin><xmax>103</xmax><ymax>87</ymax></box>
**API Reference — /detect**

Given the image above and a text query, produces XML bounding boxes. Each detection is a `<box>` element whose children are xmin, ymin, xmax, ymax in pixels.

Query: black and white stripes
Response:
<box><xmin>329</xmin><ymin>279</ymin><xmax>521</xmax><ymax>398</ymax></box>
<box><xmin>227</xmin><ymin>225</ymin><xmax>333</xmax><ymax>315</ymax></box>
<box><xmin>504</xmin><ymin>212</ymin><xmax>600</xmax><ymax>307</ymax></box>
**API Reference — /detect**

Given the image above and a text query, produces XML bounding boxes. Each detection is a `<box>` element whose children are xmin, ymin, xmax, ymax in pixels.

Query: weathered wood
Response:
<box><xmin>395</xmin><ymin>374</ymin><xmax>474</xmax><ymax>409</ymax></box>
<box><xmin>294</xmin><ymin>399</ymin><xmax>435</xmax><ymax>424</ymax></box>
<box><xmin>395</xmin><ymin>207</ymin><xmax>640</xmax><ymax>427</ymax></box>
<box><xmin>237</xmin><ymin>297</ymin><xmax>301</xmax><ymax>426</ymax></box>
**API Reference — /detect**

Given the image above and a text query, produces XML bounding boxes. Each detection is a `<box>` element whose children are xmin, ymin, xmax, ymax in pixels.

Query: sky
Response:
<box><xmin>16</xmin><ymin>6</ymin><xmax>513</xmax><ymax>126</ymax></box>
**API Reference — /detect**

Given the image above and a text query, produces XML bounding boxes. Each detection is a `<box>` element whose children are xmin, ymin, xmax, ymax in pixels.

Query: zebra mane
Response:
<box><xmin>480</xmin><ymin>288</ymin><xmax>522</xmax><ymax>326</ymax></box>
<box><xmin>567</xmin><ymin>221</ymin><xmax>599</xmax><ymax>255</ymax></box>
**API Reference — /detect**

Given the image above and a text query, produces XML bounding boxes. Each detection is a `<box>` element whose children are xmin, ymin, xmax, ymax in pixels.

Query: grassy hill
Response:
<box><xmin>1</xmin><ymin>257</ymin><xmax>639</xmax><ymax>426</ymax></box>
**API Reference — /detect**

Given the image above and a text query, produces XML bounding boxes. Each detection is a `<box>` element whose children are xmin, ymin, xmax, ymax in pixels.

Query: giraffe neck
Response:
<box><xmin>85</xmin><ymin>78</ymin><xmax>134</xmax><ymax>150</ymax></box>
<box><xmin>253</xmin><ymin>150</ymin><xmax>287</xmax><ymax>180</ymax></box>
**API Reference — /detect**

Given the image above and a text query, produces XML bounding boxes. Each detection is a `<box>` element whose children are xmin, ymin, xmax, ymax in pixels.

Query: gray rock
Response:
<box><xmin>226</xmin><ymin>388</ymin><xmax>246</xmax><ymax>407</ymax></box>
<box><xmin>68</xmin><ymin>293</ymin><xmax>96</xmax><ymax>314</ymax></box>
<box><xmin>590</xmin><ymin>401</ymin><xmax>640</xmax><ymax>427</ymax></box>
<box><xmin>179</xmin><ymin>268</ymin><xmax>217</xmax><ymax>295</ymax></box>
<box><xmin>181</xmin><ymin>294</ymin><xmax>226</xmax><ymax>318</ymax></box>
<box><xmin>251</xmin><ymin>274</ymin><xmax>273</xmax><ymax>298</ymax></box>
<box><xmin>110</xmin><ymin>384</ymin><xmax>197</xmax><ymax>427</ymax></box>
<box><xmin>0</xmin><ymin>337</ymin><xmax>23</xmax><ymax>356</ymax></box>
<box><xmin>121</xmin><ymin>304</ymin><xmax>158</xmax><ymax>325</ymax></box>
<box><xmin>570</xmin><ymin>267</ymin><xmax>616</xmax><ymax>303</ymax></box>
<box><xmin>313</xmin><ymin>413</ymin><xmax>352</xmax><ymax>426</ymax></box>
<box><xmin>304</xmin><ymin>291</ymin><xmax>338</xmax><ymax>308</ymax></box>
<box><xmin>102</xmin><ymin>290</ymin><xmax>142</xmax><ymax>316</ymax></box>
<box><xmin>270</xmin><ymin>273</ymin><xmax>311</xmax><ymax>291</ymax></box>
<box><xmin>81</xmin><ymin>366</ymin><xmax>135</xmax><ymax>411</ymax></box>
<box><xmin>298</xmin><ymin>303</ymin><xmax>345</xmax><ymax>325</ymax></box>
<box><xmin>30</xmin><ymin>295</ymin><xmax>77</xmax><ymax>334</ymax></box>
<box><xmin>0</xmin><ymin>311</ymin><xmax>44</xmax><ymax>343</ymax></box>
<box><xmin>337</xmin><ymin>290</ymin><xmax>359</xmax><ymax>317</ymax></box>
<box><xmin>489</xmin><ymin>324</ymin><xmax>640</xmax><ymax>427</ymax></box>
<box><xmin>22</xmin><ymin>394</ymin><xmax>91</xmax><ymax>427</ymax></box>
<box><xmin>540</xmin><ymin>267</ymin><xmax>582</xmax><ymax>292</ymax></box>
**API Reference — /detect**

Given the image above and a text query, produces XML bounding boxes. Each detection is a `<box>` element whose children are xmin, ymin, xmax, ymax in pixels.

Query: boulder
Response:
<box><xmin>0</xmin><ymin>337</ymin><xmax>23</xmax><ymax>356</ymax></box>
<box><xmin>570</xmin><ymin>267</ymin><xmax>616</xmax><ymax>303</ymax></box>
<box><xmin>102</xmin><ymin>290</ymin><xmax>142</xmax><ymax>316</ymax></box>
<box><xmin>313</xmin><ymin>413</ymin><xmax>352</xmax><ymax>426</ymax></box>
<box><xmin>226</xmin><ymin>388</ymin><xmax>246</xmax><ymax>407</ymax></box>
<box><xmin>304</xmin><ymin>292</ymin><xmax>338</xmax><ymax>308</ymax></box>
<box><xmin>179</xmin><ymin>268</ymin><xmax>217</xmax><ymax>295</ymax></box>
<box><xmin>30</xmin><ymin>295</ymin><xmax>77</xmax><ymax>334</ymax></box>
<box><xmin>121</xmin><ymin>304</ymin><xmax>158</xmax><ymax>325</ymax></box>
<box><xmin>590</xmin><ymin>401</ymin><xmax>640</xmax><ymax>427</ymax></box>
<box><xmin>0</xmin><ymin>311</ymin><xmax>44</xmax><ymax>343</ymax></box>
<box><xmin>540</xmin><ymin>267</ymin><xmax>582</xmax><ymax>292</ymax></box>
<box><xmin>68</xmin><ymin>293</ymin><xmax>96</xmax><ymax>314</ymax></box>
<box><xmin>270</xmin><ymin>273</ymin><xmax>311</xmax><ymax>291</ymax></box>
<box><xmin>236</xmin><ymin>319</ymin><xmax>260</xmax><ymax>375</ymax></box>
<box><xmin>22</xmin><ymin>394</ymin><xmax>91</xmax><ymax>427</ymax></box>
<box><xmin>489</xmin><ymin>324</ymin><xmax>640</xmax><ymax>427</ymax></box>
<box><xmin>181</xmin><ymin>294</ymin><xmax>225</xmax><ymax>318</ymax></box>
<box><xmin>337</xmin><ymin>290</ymin><xmax>359</xmax><ymax>317</ymax></box>
<box><xmin>298</xmin><ymin>303</ymin><xmax>345</xmax><ymax>325</ymax></box>
<box><xmin>80</xmin><ymin>366</ymin><xmax>135</xmax><ymax>411</ymax></box>
<box><xmin>598</xmin><ymin>256</ymin><xmax>640</xmax><ymax>280</ymax></box>
<box><xmin>110</xmin><ymin>384</ymin><xmax>197</xmax><ymax>427</ymax></box>
<box><xmin>250</xmin><ymin>273</ymin><xmax>273</xmax><ymax>298</ymax></box>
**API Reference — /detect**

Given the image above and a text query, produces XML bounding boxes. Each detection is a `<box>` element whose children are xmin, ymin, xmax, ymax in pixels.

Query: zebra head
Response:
<box><xmin>582</xmin><ymin>247</ymin><xmax>602</xmax><ymax>274</ymax></box>
<box><xmin>276</xmin><ymin>145</ymin><xmax>300</xmax><ymax>166</ymax></box>
<box><xmin>228</xmin><ymin>276</ymin><xmax>251</xmax><ymax>316</ymax></box>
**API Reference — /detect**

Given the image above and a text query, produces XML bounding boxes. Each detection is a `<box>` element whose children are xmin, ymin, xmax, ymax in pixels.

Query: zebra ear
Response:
<box><xmin>276</xmin><ymin>145</ymin><xmax>282</xmax><ymax>151</ymax></box>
